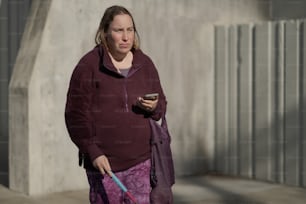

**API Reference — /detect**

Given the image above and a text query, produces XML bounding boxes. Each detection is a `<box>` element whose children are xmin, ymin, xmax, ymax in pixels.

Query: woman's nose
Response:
<box><xmin>122</xmin><ymin>31</ymin><xmax>128</xmax><ymax>40</ymax></box>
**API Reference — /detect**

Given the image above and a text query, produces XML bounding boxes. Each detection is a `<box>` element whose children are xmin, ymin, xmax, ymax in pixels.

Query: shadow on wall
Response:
<box><xmin>214</xmin><ymin>98</ymin><xmax>305</xmax><ymax>186</ymax></box>
<box><xmin>271</xmin><ymin>0</ymin><xmax>306</xmax><ymax>20</ymax></box>
<box><xmin>172</xmin><ymin>105</ymin><xmax>304</xmax><ymax>203</ymax></box>
<box><xmin>214</xmin><ymin>16</ymin><xmax>306</xmax><ymax>188</ymax></box>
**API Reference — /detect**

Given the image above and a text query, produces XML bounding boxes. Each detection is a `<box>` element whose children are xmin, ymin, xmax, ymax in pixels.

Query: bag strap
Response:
<box><xmin>159</xmin><ymin>115</ymin><xmax>171</xmax><ymax>143</ymax></box>
<box><xmin>161</xmin><ymin>115</ymin><xmax>166</xmax><ymax>129</ymax></box>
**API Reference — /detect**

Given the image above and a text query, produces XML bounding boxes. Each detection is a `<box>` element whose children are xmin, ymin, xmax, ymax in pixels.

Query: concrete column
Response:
<box><xmin>284</xmin><ymin>21</ymin><xmax>300</xmax><ymax>186</ymax></box>
<box><xmin>228</xmin><ymin>26</ymin><xmax>238</xmax><ymax>175</ymax></box>
<box><xmin>9</xmin><ymin>0</ymin><xmax>91</xmax><ymax>195</ymax></box>
<box><xmin>275</xmin><ymin>21</ymin><xmax>285</xmax><ymax>184</ymax></box>
<box><xmin>254</xmin><ymin>22</ymin><xmax>275</xmax><ymax>182</ymax></box>
<box><xmin>238</xmin><ymin>24</ymin><xmax>253</xmax><ymax>178</ymax></box>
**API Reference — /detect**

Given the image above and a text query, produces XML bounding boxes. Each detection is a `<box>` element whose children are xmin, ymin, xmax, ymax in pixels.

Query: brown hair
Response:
<box><xmin>95</xmin><ymin>5</ymin><xmax>140</xmax><ymax>49</ymax></box>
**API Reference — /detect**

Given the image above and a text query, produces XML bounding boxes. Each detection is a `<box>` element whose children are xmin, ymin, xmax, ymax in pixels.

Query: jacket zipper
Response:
<box><xmin>103</xmin><ymin>63</ymin><xmax>141</xmax><ymax>113</ymax></box>
<box><xmin>122</xmin><ymin>67</ymin><xmax>141</xmax><ymax>112</ymax></box>
<box><xmin>123</xmin><ymin>77</ymin><xmax>129</xmax><ymax>112</ymax></box>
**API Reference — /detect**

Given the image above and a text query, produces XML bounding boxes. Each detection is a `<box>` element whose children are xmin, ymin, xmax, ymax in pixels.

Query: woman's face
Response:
<box><xmin>106</xmin><ymin>14</ymin><xmax>135</xmax><ymax>56</ymax></box>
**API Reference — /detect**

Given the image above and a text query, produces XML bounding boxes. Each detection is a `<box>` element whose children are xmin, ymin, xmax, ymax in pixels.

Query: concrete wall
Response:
<box><xmin>9</xmin><ymin>0</ymin><xmax>271</xmax><ymax>195</ymax></box>
<box><xmin>215</xmin><ymin>20</ymin><xmax>306</xmax><ymax>188</ymax></box>
<box><xmin>271</xmin><ymin>0</ymin><xmax>306</xmax><ymax>20</ymax></box>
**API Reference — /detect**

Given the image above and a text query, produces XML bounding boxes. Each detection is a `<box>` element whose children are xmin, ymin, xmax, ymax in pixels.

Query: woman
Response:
<box><xmin>65</xmin><ymin>5</ymin><xmax>167</xmax><ymax>204</ymax></box>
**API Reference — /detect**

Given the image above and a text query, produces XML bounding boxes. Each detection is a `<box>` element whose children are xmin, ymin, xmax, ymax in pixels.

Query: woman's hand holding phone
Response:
<box><xmin>137</xmin><ymin>93</ymin><xmax>159</xmax><ymax>112</ymax></box>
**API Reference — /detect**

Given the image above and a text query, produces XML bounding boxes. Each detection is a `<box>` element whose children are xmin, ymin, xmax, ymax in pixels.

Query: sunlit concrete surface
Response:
<box><xmin>1</xmin><ymin>175</ymin><xmax>306</xmax><ymax>204</ymax></box>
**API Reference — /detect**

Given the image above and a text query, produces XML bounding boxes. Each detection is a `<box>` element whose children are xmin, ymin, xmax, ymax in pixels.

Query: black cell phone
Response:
<box><xmin>143</xmin><ymin>93</ymin><xmax>159</xmax><ymax>100</ymax></box>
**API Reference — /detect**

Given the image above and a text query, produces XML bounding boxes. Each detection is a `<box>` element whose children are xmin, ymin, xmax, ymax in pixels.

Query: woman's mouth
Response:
<box><xmin>120</xmin><ymin>44</ymin><xmax>130</xmax><ymax>48</ymax></box>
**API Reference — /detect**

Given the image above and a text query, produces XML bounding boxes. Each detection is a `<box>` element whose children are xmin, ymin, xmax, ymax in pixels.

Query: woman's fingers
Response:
<box><xmin>100</xmin><ymin>168</ymin><xmax>105</xmax><ymax>175</ymax></box>
<box><xmin>137</xmin><ymin>97</ymin><xmax>158</xmax><ymax>111</ymax></box>
<box><xmin>93</xmin><ymin>155</ymin><xmax>112</xmax><ymax>175</ymax></box>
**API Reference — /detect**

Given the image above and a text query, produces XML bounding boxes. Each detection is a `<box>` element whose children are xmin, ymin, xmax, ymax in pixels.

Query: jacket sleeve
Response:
<box><xmin>148</xmin><ymin>60</ymin><xmax>167</xmax><ymax>121</ymax></box>
<box><xmin>65</xmin><ymin>61</ymin><xmax>103</xmax><ymax>162</ymax></box>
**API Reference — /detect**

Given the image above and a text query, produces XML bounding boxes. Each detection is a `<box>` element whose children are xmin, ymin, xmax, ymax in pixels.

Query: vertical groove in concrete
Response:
<box><xmin>0</xmin><ymin>0</ymin><xmax>9</xmax><ymax>187</ymax></box>
<box><xmin>302</xmin><ymin>21</ymin><xmax>306</xmax><ymax>187</ymax></box>
<box><xmin>270</xmin><ymin>22</ymin><xmax>277</xmax><ymax>183</ymax></box>
<box><xmin>298</xmin><ymin>20</ymin><xmax>304</xmax><ymax>187</ymax></box>
<box><xmin>284</xmin><ymin>21</ymin><xmax>300</xmax><ymax>186</ymax></box>
<box><xmin>214</xmin><ymin>26</ymin><xmax>229</xmax><ymax>174</ymax></box>
<box><xmin>275</xmin><ymin>21</ymin><xmax>285</xmax><ymax>184</ymax></box>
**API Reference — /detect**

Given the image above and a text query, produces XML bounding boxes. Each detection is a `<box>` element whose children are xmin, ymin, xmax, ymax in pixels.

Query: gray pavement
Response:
<box><xmin>1</xmin><ymin>175</ymin><xmax>306</xmax><ymax>204</ymax></box>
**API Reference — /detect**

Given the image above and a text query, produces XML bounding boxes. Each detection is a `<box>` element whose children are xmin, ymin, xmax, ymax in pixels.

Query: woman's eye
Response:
<box><xmin>112</xmin><ymin>28</ymin><xmax>134</xmax><ymax>33</ymax></box>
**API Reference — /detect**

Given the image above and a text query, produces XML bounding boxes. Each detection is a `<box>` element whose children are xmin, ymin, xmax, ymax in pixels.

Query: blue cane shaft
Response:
<box><xmin>110</xmin><ymin>172</ymin><xmax>128</xmax><ymax>192</ymax></box>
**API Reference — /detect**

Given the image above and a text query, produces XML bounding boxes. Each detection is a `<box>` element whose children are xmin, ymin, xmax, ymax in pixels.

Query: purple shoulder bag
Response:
<box><xmin>149</xmin><ymin>115</ymin><xmax>175</xmax><ymax>204</ymax></box>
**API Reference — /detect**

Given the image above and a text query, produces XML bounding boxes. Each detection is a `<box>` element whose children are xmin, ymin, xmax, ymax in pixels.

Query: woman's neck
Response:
<box><xmin>109</xmin><ymin>51</ymin><xmax>126</xmax><ymax>62</ymax></box>
<box><xmin>109</xmin><ymin>51</ymin><xmax>133</xmax><ymax>70</ymax></box>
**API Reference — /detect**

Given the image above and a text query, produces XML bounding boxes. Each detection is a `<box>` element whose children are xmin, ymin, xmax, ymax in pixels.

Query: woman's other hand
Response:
<box><xmin>93</xmin><ymin>155</ymin><xmax>112</xmax><ymax>176</ymax></box>
<box><xmin>136</xmin><ymin>97</ymin><xmax>158</xmax><ymax>112</ymax></box>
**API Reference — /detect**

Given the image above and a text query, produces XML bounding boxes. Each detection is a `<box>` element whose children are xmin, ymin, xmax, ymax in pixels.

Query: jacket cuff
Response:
<box><xmin>86</xmin><ymin>144</ymin><xmax>104</xmax><ymax>162</ymax></box>
<box><xmin>150</xmin><ymin>101</ymin><xmax>163</xmax><ymax>120</ymax></box>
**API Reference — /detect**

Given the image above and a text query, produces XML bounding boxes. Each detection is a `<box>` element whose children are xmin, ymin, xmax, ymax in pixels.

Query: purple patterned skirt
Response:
<box><xmin>86</xmin><ymin>159</ymin><xmax>151</xmax><ymax>204</ymax></box>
